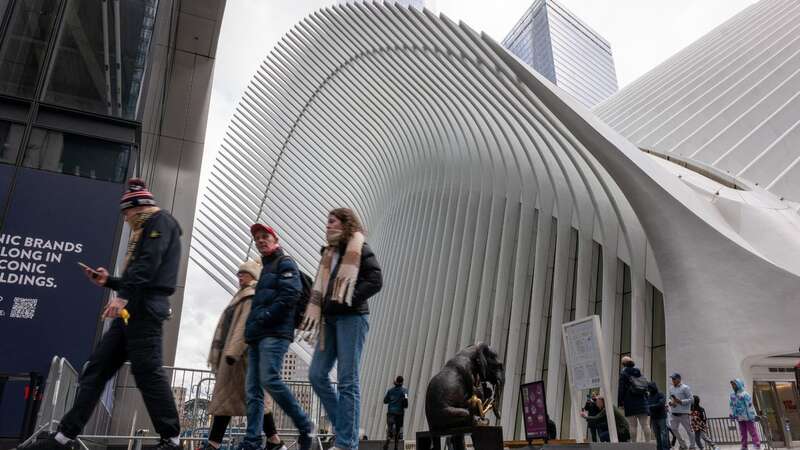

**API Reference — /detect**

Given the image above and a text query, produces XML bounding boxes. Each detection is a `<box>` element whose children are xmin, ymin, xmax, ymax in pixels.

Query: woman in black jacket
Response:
<box><xmin>302</xmin><ymin>208</ymin><xmax>383</xmax><ymax>450</ymax></box>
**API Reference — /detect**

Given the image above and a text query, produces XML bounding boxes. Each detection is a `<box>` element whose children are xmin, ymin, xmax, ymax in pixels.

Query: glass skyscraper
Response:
<box><xmin>502</xmin><ymin>0</ymin><xmax>618</xmax><ymax>108</ymax></box>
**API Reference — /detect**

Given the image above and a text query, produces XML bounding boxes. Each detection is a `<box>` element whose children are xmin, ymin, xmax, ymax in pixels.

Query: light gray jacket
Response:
<box><xmin>668</xmin><ymin>383</ymin><xmax>693</xmax><ymax>414</ymax></box>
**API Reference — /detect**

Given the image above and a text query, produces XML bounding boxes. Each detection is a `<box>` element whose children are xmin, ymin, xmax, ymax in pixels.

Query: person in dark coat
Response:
<box><xmin>303</xmin><ymin>208</ymin><xmax>383</xmax><ymax>450</ymax></box>
<box><xmin>618</xmin><ymin>356</ymin><xmax>652</xmax><ymax>441</ymax></box>
<box><xmin>23</xmin><ymin>178</ymin><xmax>182</xmax><ymax>450</ymax></box>
<box><xmin>583</xmin><ymin>393</ymin><xmax>601</xmax><ymax>442</ymax></box>
<box><xmin>648</xmin><ymin>382</ymin><xmax>670</xmax><ymax>450</ymax></box>
<box><xmin>240</xmin><ymin>224</ymin><xmax>313</xmax><ymax>450</ymax></box>
<box><xmin>383</xmin><ymin>376</ymin><xmax>408</xmax><ymax>450</ymax></box>
<box><xmin>580</xmin><ymin>395</ymin><xmax>631</xmax><ymax>442</ymax></box>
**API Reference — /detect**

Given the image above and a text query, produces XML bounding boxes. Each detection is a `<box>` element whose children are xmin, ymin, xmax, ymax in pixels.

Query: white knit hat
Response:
<box><xmin>238</xmin><ymin>260</ymin><xmax>262</xmax><ymax>280</ymax></box>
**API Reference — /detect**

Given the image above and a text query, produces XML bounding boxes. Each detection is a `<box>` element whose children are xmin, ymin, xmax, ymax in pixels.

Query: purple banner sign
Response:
<box><xmin>521</xmin><ymin>380</ymin><xmax>548</xmax><ymax>441</ymax></box>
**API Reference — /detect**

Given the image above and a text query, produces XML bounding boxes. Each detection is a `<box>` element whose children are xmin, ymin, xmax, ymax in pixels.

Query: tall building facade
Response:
<box><xmin>0</xmin><ymin>0</ymin><xmax>225</xmax><ymax>440</ymax></box>
<box><xmin>194</xmin><ymin>0</ymin><xmax>799</xmax><ymax>444</ymax></box>
<box><xmin>502</xmin><ymin>0</ymin><xmax>618</xmax><ymax>108</ymax></box>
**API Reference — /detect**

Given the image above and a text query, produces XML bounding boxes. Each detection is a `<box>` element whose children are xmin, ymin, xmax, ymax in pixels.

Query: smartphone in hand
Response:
<box><xmin>77</xmin><ymin>262</ymin><xmax>99</xmax><ymax>279</ymax></box>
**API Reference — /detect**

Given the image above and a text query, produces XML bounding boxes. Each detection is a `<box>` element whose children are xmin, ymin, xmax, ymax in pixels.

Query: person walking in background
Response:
<box><xmin>618</xmin><ymin>356</ymin><xmax>652</xmax><ymax>441</ymax></box>
<box><xmin>729</xmin><ymin>379</ymin><xmax>761</xmax><ymax>450</ymax></box>
<box><xmin>303</xmin><ymin>208</ymin><xmax>383</xmax><ymax>450</ymax></box>
<box><xmin>202</xmin><ymin>260</ymin><xmax>285</xmax><ymax>450</ymax></box>
<box><xmin>580</xmin><ymin>394</ymin><xmax>631</xmax><ymax>442</ymax></box>
<box><xmin>647</xmin><ymin>382</ymin><xmax>670</xmax><ymax>450</ymax></box>
<box><xmin>691</xmin><ymin>396</ymin><xmax>717</xmax><ymax>450</ymax></box>
<box><xmin>583</xmin><ymin>392</ymin><xmax>601</xmax><ymax>442</ymax></box>
<box><xmin>383</xmin><ymin>376</ymin><xmax>408</xmax><ymax>450</ymax></box>
<box><xmin>668</xmin><ymin>373</ymin><xmax>696</xmax><ymax>449</ymax></box>
<box><xmin>240</xmin><ymin>224</ymin><xmax>314</xmax><ymax>450</ymax></box>
<box><xmin>22</xmin><ymin>178</ymin><xmax>183</xmax><ymax>450</ymax></box>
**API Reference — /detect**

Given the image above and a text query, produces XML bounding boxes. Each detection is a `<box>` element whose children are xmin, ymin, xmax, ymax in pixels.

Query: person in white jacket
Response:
<box><xmin>668</xmin><ymin>373</ymin><xmax>696</xmax><ymax>450</ymax></box>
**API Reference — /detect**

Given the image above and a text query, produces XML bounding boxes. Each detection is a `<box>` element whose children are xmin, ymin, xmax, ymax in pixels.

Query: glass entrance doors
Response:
<box><xmin>753</xmin><ymin>381</ymin><xmax>800</xmax><ymax>447</ymax></box>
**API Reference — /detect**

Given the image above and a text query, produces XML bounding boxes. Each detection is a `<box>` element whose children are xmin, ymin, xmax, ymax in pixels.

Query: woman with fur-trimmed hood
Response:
<box><xmin>202</xmin><ymin>260</ymin><xmax>285</xmax><ymax>450</ymax></box>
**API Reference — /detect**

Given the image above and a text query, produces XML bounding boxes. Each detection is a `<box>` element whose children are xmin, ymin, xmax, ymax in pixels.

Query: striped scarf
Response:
<box><xmin>123</xmin><ymin>207</ymin><xmax>160</xmax><ymax>270</ymax></box>
<box><xmin>310</xmin><ymin>231</ymin><xmax>365</xmax><ymax>307</ymax></box>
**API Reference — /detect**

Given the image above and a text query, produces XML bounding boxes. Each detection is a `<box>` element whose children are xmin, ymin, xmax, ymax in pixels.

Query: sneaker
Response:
<box><xmin>298</xmin><ymin>423</ymin><xmax>317</xmax><ymax>450</ymax></box>
<box><xmin>265</xmin><ymin>441</ymin><xmax>287</xmax><ymax>450</ymax></box>
<box><xmin>154</xmin><ymin>438</ymin><xmax>181</xmax><ymax>450</ymax></box>
<box><xmin>17</xmin><ymin>432</ymin><xmax>76</xmax><ymax>450</ymax></box>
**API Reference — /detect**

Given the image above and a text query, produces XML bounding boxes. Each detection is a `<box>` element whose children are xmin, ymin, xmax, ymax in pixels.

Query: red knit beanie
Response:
<box><xmin>120</xmin><ymin>178</ymin><xmax>157</xmax><ymax>211</ymax></box>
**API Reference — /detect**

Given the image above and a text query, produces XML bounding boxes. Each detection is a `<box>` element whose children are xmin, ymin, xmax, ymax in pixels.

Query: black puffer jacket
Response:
<box><xmin>322</xmin><ymin>242</ymin><xmax>382</xmax><ymax>316</ymax></box>
<box><xmin>618</xmin><ymin>366</ymin><xmax>649</xmax><ymax>416</ymax></box>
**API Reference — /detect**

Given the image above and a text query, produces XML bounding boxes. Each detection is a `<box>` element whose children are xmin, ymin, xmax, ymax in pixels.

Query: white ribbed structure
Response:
<box><xmin>192</xmin><ymin>0</ymin><xmax>800</xmax><ymax>440</ymax></box>
<box><xmin>594</xmin><ymin>0</ymin><xmax>800</xmax><ymax>202</ymax></box>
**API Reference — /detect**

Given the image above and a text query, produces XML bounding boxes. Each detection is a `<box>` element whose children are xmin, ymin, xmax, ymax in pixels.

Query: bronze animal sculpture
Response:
<box><xmin>425</xmin><ymin>343</ymin><xmax>504</xmax><ymax>431</ymax></box>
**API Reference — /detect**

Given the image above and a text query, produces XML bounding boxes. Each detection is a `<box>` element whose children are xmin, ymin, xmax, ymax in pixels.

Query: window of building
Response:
<box><xmin>650</xmin><ymin>286</ymin><xmax>666</xmax><ymax>391</ymax></box>
<box><xmin>0</xmin><ymin>0</ymin><xmax>60</xmax><ymax>99</ymax></box>
<box><xmin>619</xmin><ymin>262</ymin><xmax>631</xmax><ymax>359</ymax></box>
<box><xmin>591</xmin><ymin>243</ymin><xmax>603</xmax><ymax>319</ymax></box>
<box><xmin>22</xmin><ymin>127</ymin><xmax>130</xmax><ymax>182</ymax></box>
<box><xmin>0</xmin><ymin>119</ymin><xmax>23</xmax><ymax>163</ymax></box>
<box><xmin>40</xmin><ymin>0</ymin><xmax>157</xmax><ymax>119</ymax></box>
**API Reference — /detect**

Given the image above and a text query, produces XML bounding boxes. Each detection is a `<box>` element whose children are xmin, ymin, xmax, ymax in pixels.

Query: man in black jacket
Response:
<box><xmin>383</xmin><ymin>376</ymin><xmax>408</xmax><ymax>450</ymax></box>
<box><xmin>23</xmin><ymin>178</ymin><xmax>182</xmax><ymax>450</ymax></box>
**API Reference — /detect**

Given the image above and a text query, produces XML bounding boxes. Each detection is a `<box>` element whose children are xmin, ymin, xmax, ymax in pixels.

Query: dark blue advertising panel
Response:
<box><xmin>0</xmin><ymin>169</ymin><xmax>123</xmax><ymax>375</ymax></box>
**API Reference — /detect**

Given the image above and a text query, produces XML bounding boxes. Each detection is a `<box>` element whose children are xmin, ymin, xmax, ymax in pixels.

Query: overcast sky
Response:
<box><xmin>175</xmin><ymin>0</ymin><xmax>757</xmax><ymax>369</ymax></box>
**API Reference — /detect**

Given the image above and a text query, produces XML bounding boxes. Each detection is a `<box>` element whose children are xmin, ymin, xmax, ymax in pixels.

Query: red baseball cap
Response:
<box><xmin>250</xmin><ymin>223</ymin><xmax>278</xmax><ymax>239</ymax></box>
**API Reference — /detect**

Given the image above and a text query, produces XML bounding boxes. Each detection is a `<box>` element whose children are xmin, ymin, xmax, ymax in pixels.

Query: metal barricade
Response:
<box><xmin>74</xmin><ymin>363</ymin><xmax>334</xmax><ymax>449</ymax></box>
<box><xmin>706</xmin><ymin>416</ymin><xmax>773</xmax><ymax>449</ymax></box>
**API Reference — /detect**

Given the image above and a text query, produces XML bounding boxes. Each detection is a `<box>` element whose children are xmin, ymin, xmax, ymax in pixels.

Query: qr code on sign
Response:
<box><xmin>10</xmin><ymin>298</ymin><xmax>38</xmax><ymax>319</ymax></box>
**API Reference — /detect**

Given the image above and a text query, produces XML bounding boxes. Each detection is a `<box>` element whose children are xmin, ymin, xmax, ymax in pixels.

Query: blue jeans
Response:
<box><xmin>652</xmin><ymin>417</ymin><xmax>670</xmax><ymax>450</ymax></box>
<box><xmin>243</xmin><ymin>337</ymin><xmax>312</xmax><ymax>449</ymax></box>
<box><xmin>309</xmin><ymin>314</ymin><xmax>369</xmax><ymax>450</ymax></box>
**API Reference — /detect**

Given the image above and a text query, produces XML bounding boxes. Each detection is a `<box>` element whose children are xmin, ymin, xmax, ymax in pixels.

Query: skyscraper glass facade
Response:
<box><xmin>502</xmin><ymin>0</ymin><xmax>618</xmax><ymax>108</ymax></box>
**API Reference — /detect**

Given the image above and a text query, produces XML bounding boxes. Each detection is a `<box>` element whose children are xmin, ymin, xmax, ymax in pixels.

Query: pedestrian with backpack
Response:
<box><xmin>618</xmin><ymin>356</ymin><xmax>652</xmax><ymax>441</ymax></box>
<box><xmin>239</xmin><ymin>224</ymin><xmax>314</xmax><ymax>450</ymax></box>
<box><xmin>302</xmin><ymin>208</ymin><xmax>383</xmax><ymax>450</ymax></box>
<box><xmin>383</xmin><ymin>376</ymin><xmax>408</xmax><ymax>450</ymax></box>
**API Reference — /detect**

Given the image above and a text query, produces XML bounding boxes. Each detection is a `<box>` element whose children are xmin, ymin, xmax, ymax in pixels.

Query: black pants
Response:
<box><xmin>59</xmin><ymin>317</ymin><xmax>179</xmax><ymax>439</ymax></box>
<box><xmin>209</xmin><ymin>413</ymin><xmax>277</xmax><ymax>443</ymax></box>
<box><xmin>384</xmin><ymin>413</ymin><xmax>404</xmax><ymax>450</ymax></box>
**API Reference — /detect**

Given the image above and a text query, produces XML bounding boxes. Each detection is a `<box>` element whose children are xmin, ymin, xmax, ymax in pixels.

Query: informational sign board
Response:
<box><xmin>563</xmin><ymin>318</ymin><xmax>602</xmax><ymax>390</ymax></box>
<box><xmin>520</xmin><ymin>380</ymin><xmax>548</xmax><ymax>442</ymax></box>
<box><xmin>562</xmin><ymin>315</ymin><xmax>617</xmax><ymax>443</ymax></box>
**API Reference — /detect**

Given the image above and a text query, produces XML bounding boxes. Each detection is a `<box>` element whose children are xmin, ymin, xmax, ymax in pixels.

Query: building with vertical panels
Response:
<box><xmin>0</xmin><ymin>0</ymin><xmax>225</xmax><ymax>441</ymax></box>
<box><xmin>192</xmin><ymin>0</ymin><xmax>800</xmax><ymax>443</ymax></box>
<box><xmin>502</xmin><ymin>0</ymin><xmax>618</xmax><ymax>108</ymax></box>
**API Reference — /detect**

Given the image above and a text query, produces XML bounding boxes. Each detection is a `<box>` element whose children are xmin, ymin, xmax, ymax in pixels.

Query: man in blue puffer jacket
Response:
<box><xmin>240</xmin><ymin>224</ymin><xmax>313</xmax><ymax>450</ymax></box>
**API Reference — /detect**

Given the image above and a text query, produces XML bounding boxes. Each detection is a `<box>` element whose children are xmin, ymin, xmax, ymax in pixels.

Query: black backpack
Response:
<box><xmin>628</xmin><ymin>374</ymin><xmax>650</xmax><ymax>397</ymax></box>
<box><xmin>270</xmin><ymin>256</ymin><xmax>313</xmax><ymax>329</ymax></box>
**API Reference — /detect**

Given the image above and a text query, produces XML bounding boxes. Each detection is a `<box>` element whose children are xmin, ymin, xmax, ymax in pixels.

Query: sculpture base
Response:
<box><xmin>417</xmin><ymin>426</ymin><xmax>503</xmax><ymax>450</ymax></box>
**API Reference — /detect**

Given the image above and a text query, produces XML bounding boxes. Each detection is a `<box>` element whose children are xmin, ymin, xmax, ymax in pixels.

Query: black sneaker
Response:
<box><xmin>154</xmin><ymin>439</ymin><xmax>181</xmax><ymax>450</ymax></box>
<box><xmin>265</xmin><ymin>440</ymin><xmax>287</xmax><ymax>450</ymax></box>
<box><xmin>17</xmin><ymin>433</ymin><xmax>76</xmax><ymax>450</ymax></box>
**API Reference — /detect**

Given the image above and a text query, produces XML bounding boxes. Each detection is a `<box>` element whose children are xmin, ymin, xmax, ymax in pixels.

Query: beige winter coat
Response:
<box><xmin>207</xmin><ymin>282</ymin><xmax>273</xmax><ymax>416</ymax></box>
